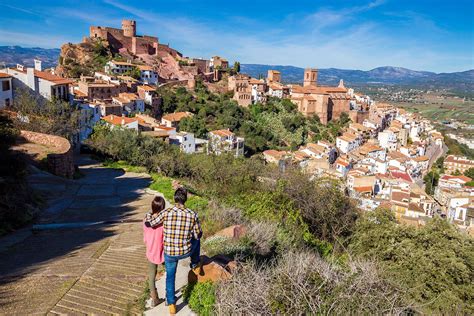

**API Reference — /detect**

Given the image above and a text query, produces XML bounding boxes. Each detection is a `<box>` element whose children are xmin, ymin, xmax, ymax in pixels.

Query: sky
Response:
<box><xmin>0</xmin><ymin>0</ymin><xmax>473</xmax><ymax>72</ymax></box>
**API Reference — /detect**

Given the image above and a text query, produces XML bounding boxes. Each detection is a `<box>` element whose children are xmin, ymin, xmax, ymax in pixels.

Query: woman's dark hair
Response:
<box><xmin>151</xmin><ymin>196</ymin><xmax>166</xmax><ymax>213</ymax></box>
<box><xmin>174</xmin><ymin>187</ymin><xmax>187</xmax><ymax>205</ymax></box>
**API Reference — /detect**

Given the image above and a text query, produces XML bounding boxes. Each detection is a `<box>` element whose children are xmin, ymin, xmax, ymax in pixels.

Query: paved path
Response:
<box><xmin>0</xmin><ymin>156</ymin><xmax>157</xmax><ymax>315</ymax></box>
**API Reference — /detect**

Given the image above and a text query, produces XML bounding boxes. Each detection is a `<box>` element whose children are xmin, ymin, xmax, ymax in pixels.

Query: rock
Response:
<box><xmin>188</xmin><ymin>256</ymin><xmax>231</xmax><ymax>283</ymax></box>
<box><xmin>214</xmin><ymin>225</ymin><xmax>246</xmax><ymax>239</ymax></box>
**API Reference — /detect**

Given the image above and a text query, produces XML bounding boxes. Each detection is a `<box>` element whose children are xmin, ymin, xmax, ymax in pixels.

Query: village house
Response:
<box><xmin>444</xmin><ymin>155</ymin><xmax>474</xmax><ymax>174</ymax></box>
<box><xmin>137</xmin><ymin>65</ymin><xmax>158</xmax><ymax>85</ymax></box>
<box><xmin>4</xmin><ymin>61</ymin><xmax>72</xmax><ymax>101</ymax></box>
<box><xmin>102</xmin><ymin>114</ymin><xmax>139</xmax><ymax>131</ymax></box>
<box><xmin>0</xmin><ymin>72</ymin><xmax>13</xmax><ymax>109</ymax></box>
<box><xmin>169</xmin><ymin>131</ymin><xmax>207</xmax><ymax>154</ymax></box>
<box><xmin>161</xmin><ymin>111</ymin><xmax>193</xmax><ymax>128</ymax></box>
<box><xmin>438</xmin><ymin>174</ymin><xmax>472</xmax><ymax>190</ymax></box>
<box><xmin>262</xmin><ymin>150</ymin><xmax>290</xmax><ymax>165</ymax></box>
<box><xmin>378</xmin><ymin>130</ymin><xmax>398</xmax><ymax>151</ymax></box>
<box><xmin>209</xmin><ymin>56</ymin><xmax>229</xmax><ymax>70</ymax></box>
<box><xmin>336</xmin><ymin>133</ymin><xmax>360</xmax><ymax>154</ymax></box>
<box><xmin>76</xmin><ymin>76</ymin><xmax>127</xmax><ymax>101</ymax></box>
<box><xmin>208</xmin><ymin>129</ymin><xmax>245</xmax><ymax>157</ymax></box>
<box><xmin>112</xmin><ymin>92</ymin><xmax>144</xmax><ymax>114</ymax></box>
<box><xmin>334</xmin><ymin>156</ymin><xmax>352</xmax><ymax>177</ymax></box>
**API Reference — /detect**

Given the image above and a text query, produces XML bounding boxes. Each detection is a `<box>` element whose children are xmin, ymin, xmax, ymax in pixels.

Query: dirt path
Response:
<box><xmin>0</xmin><ymin>156</ymin><xmax>156</xmax><ymax>315</ymax></box>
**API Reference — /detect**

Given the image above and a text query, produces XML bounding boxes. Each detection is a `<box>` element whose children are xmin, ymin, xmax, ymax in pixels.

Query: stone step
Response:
<box><xmin>68</xmin><ymin>288</ymin><xmax>132</xmax><ymax>306</ymax></box>
<box><xmin>78</xmin><ymin>280</ymin><xmax>141</xmax><ymax>299</ymax></box>
<box><xmin>57</xmin><ymin>299</ymin><xmax>114</xmax><ymax>315</ymax></box>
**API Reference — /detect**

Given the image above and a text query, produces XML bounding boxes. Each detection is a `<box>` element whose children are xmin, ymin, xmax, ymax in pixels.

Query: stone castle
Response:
<box><xmin>89</xmin><ymin>20</ymin><xmax>159</xmax><ymax>56</ymax></box>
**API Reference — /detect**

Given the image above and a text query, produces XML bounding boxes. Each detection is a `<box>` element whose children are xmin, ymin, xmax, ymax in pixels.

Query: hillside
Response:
<box><xmin>241</xmin><ymin>64</ymin><xmax>474</xmax><ymax>91</ymax></box>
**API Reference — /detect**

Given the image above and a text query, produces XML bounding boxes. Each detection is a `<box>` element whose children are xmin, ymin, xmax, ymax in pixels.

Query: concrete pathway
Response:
<box><xmin>0</xmin><ymin>156</ymin><xmax>159</xmax><ymax>315</ymax></box>
<box><xmin>144</xmin><ymin>257</ymin><xmax>194</xmax><ymax>316</ymax></box>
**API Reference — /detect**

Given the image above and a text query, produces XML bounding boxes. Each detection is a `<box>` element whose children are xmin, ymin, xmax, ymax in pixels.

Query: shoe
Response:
<box><xmin>191</xmin><ymin>262</ymin><xmax>202</xmax><ymax>275</ymax></box>
<box><xmin>169</xmin><ymin>304</ymin><xmax>176</xmax><ymax>315</ymax></box>
<box><xmin>150</xmin><ymin>288</ymin><xmax>160</xmax><ymax>307</ymax></box>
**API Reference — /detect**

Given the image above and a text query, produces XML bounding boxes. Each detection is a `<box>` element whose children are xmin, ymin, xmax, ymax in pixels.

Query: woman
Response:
<box><xmin>143</xmin><ymin>196</ymin><xmax>166</xmax><ymax>307</ymax></box>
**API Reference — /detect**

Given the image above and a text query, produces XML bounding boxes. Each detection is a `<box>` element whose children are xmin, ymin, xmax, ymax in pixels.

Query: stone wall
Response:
<box><xmin>20</xmin><ymin>130</ymin><xmax>75</xmax><ymax>178</ymax></box>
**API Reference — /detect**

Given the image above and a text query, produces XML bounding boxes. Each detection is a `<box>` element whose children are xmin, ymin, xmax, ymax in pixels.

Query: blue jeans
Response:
<box><xmin>164</xmin><ymin>239</ymin><xmax>201</xmax><ymax>305</ymax></box>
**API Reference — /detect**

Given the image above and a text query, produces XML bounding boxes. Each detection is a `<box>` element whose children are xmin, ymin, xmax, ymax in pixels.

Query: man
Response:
<box><xmin>145</xmin><ymin>187</ymin><xmax>202</xmax><ymax>314</ymax></box>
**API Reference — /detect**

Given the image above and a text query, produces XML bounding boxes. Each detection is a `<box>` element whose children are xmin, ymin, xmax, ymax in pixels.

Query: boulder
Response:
<box><xmin>188</xmin><ymin>255</ymin><xmax>233</xmax><ymax>283</ymax></box>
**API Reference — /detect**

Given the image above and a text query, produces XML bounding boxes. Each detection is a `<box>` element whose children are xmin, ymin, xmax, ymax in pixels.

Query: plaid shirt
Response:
<box><xmin>145</xmin><ymin>204</ymin><xmax>202</xmax><ymax>256</ymax></box>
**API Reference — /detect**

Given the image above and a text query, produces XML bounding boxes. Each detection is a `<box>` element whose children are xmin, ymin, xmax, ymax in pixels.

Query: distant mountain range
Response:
<box><xmin>0</xmin><ymin>46</ymin><xmax>471</xmax><ymax>91</ymax></box>
<box><xmin>0</xmin><ymin>46</ymin><xmax>60</xmax><ymax>69</ymax></box>
<box><xmin>241</xmin><ymin>64</ymin><xmax>474</xmax><ymax>91</ymax></box>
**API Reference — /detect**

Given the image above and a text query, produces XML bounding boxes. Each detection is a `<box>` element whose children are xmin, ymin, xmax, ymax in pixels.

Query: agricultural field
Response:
<box><xmin>393</xmin><ymin>92</ymin><xmax>474</xmax><ymax>125</ymax></box>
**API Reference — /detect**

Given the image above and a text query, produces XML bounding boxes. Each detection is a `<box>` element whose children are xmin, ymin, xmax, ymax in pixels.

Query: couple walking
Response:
<box><xmin>143</xmin><ymin>187</ymin><xmax>202</xmax><ymax>315</ymax></box>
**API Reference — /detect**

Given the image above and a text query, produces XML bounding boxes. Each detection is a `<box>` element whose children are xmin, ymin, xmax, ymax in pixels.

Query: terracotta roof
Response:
<box><xmin>162</xmin><ymin>112</ymin><xmax>193</xmax><ymax>122</ymax></box>
<box><xmin>138</xmin><ymin>85</ymin><xmax>156</xmax><ymax>91</ymax></box>
<box><xmin>354</xmin><ymin>186</ymin><xmax>373</xmax><ymax>193</ymax></box>
<box><xmin>440</xmin><ymin>174</ymin><xmax>472</xmax><ymax>183</ymax></box>
<box><xmin>138</xmin><ymin>65</ymin><xmax>154</xmax><ymax>71</ymax></box>
<box><xmin>444</xmin><ymin>155</ymin><xmax>473</xmax><ymax>165</ymax></box>
<box><xmin>110</xmin><ymin>60</ymin><xmax>135</xmax><ymax>66</ymax></box>
<box><xmin>412</xmin><ymin>155</ymin><xmax>429</xmax><ymax>162</ymax></box>
<box><xmin>210</xmin><ymin>129</ymin><xmax>234</xmax><ymax>137</ymax></box>
<box><xmin>263</xmin><ymin>150</ymin><xmax>288</xmax><ymax>160</ymax></box>
<box><xmin>390</xmin><ymin>170</ymin><xmax>413</xmax><ymax>183</ymax></box>
<box><xmin>391</xmin><ymin>191</ymin><xmax>410</xmax><ymax>204</ymax></box>
<box><xmin>102</xmin><ymin>115</ymin><xmax>137</xmax><ymax>126</ymax></box>
<box><xmin>0</xmin><ymin>72</ymin><xmax>12</xmax><ymax>78</ymax></box>
<box><xmin>335</xmin><ymin>157</ymin><xmax>350</xmax><ymax>167</ymax></box>
<box><xmin>34</xmin><ymin>70</ymin><xmax>74</xmax><ymax>85</ymax></box>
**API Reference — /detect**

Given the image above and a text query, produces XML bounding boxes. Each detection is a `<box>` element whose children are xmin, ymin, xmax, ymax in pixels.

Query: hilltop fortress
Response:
<box><xmin>89</xmin><ymin>20</ymin><xmax>159</xmax><ymax>56</ymax></box>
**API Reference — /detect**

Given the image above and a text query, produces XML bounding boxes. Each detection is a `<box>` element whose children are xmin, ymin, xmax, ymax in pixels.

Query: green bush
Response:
<box><xmin>184</xmin><ymin>281</ymin><xmax>216</xmax><ymax>316</ymax></box>
<box><xmin>350</xmin><ymin>209</ymin><xmax>474</xmax><ymax>314</ymax></box>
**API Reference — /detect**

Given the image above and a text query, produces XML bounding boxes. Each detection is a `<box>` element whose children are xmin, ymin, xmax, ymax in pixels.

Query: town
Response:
<box><xmin>0</xmin><ymin>14</ymin><xmax>473</xmax><ymax>316</ymax></box>
<box><xmin>0</xmin><ymin>19</ymin><xmax>472</xmax><ymax>234</ymax></box>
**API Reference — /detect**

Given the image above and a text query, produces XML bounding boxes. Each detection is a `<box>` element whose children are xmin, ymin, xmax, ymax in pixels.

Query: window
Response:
<box><xmin>2</xmin><ymin>80</ymin><xmax>10</xmax><ymax>91</ymax></box>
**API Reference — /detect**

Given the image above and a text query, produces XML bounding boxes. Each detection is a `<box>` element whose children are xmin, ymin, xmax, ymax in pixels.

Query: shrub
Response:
<box><xmin>184</xmin><ymin>281</ymin><xmax>216</xmax><ymax>316</ymax></box>
<box><xmin>350</xmin><ymin>209</ymin><xmax>474</xmax><ymax>314</ymax></box>
<box><xmin>202</xmin><ymin>235</ymin><xmax>251</xmax><ymax>258</ymax></box>
<box><xmin>215</xmin><ymin>250</ymin><xmax>407</xmax><ymax>315</ymax></box>
<box><xmin>245</xmin><ymin>221</ymin><xmax>278</xmax><ymax>256</ymax></box>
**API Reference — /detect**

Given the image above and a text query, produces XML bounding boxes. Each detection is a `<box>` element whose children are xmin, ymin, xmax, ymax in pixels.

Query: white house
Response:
<box><xmin>102</xmin><ymin>114</ymin><xmax>139</xmax><ymax>131</ymax></box>
<box><xmin>112</xmin><ymin>93</ymin><xmax>144</xmax><ymax>114</ymax></box>
<box><xmin>4</xmin><ymin>61</ymin><xmax>72</xmax><ymax>101</ymax></box>
<box><xmin>336</xmin><ymin>134</ymin><xmax>359</xmax><ymax>154</ymax></box>
<box><xmin>105</xmin><ymin>60</ymin><xmax>135</xmax><ymax>75</ymax></box>
<box><xmin>170</xmin><ymin>132</ymin><xmax>196</xmax><ymax>154</ymax></box>
<box><xmin>137</xmin><ymin>65</ymin><xmax>158</xmax><ymax>85</ymax></box>
<box><xmin>0</xmin><ymin>72</ymin><xmax>13</xmax><ymax>109</ymax></box>
<box><xmin>378</xmin><ymin>130</ymin><xmax>398</xmax><ymax>151</ymax></box>
<box><xmin>208</xmin><ymin>129</ymin><xmax>245</xmax><ymax>157</ymax></box>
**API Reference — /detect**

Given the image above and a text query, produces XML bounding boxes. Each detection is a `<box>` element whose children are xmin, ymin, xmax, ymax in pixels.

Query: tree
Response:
<box><xmin>464</xmin><ymin>167</ymin><xmax>474</xmax><ymax>179</ymax></box>
<box><xmin>11</xmin><ymin>88</ymin><xmax>81</xmax><ymax>142</ymax></box>
<box><xmin>423</xmin><ymin>171</ymin><xmax>439</xmax><ymax>195</ymax></box>
<box><xmin>233</xmin><ymin>61</ymin><xmax>240</xmax><ymax>73</ymax></box>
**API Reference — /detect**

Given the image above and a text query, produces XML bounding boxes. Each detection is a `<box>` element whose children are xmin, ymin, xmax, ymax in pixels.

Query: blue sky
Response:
<box><xmin>0</xmin><ymin>0</ymin><xmax>473</xmax><ymax>72</ymax></box>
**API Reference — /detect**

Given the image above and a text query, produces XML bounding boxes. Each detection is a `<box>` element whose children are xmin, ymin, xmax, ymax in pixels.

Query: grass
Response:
<box><xmin>149</xmin><ymin>173</ymin><xmax>175</xmax><ymax>201</ymax></box>
<box><xmin>103</xmin><ymin>160</ymin><xmax>147</xmax><ymax>173</ymax></box>
<box><xmin>183</xmin><ymin>281</ymin><xmax>216</xmax><ymax>316</ymax></box>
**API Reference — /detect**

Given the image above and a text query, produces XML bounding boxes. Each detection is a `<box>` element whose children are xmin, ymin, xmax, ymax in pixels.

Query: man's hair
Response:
<box><xmin>151</xmin><ymin>196</ymin><xmax>166</xmax><ymax>213</ymax></box>
<box><xmin>174</xmin><ymin>187</ymin><xmax>188</xmax><ymax>205</ymax></box>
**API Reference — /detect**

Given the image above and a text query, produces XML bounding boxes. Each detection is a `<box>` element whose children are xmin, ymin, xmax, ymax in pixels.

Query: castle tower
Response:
<box><xmin>122</xmin><ymin>20</ymin><xmax>136</xmax><ymax>37</ymax></box>
<box><xmin>303</xmin><ymin>68</ymin><xmax>318</xmax><ymax>87</ymax></box>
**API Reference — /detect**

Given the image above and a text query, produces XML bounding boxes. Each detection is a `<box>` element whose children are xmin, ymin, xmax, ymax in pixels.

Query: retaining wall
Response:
<box><xmin>20</xmin><ymin>130</ymin><xmax>75</xmax><ymax>178</ymax></box>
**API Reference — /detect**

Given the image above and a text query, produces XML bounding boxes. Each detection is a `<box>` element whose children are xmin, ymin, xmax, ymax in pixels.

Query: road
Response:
<box><xmin>0</xmin><ymin>156</ymin><xmax>158</xmax><ymax>315</ymax></box>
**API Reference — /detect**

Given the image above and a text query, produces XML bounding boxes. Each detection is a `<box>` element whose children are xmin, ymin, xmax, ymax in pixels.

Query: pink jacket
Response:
<box><xmin>143</xmin><ymin>222</ymin><xmax>164</xmax><ymax>264</ymax></box>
